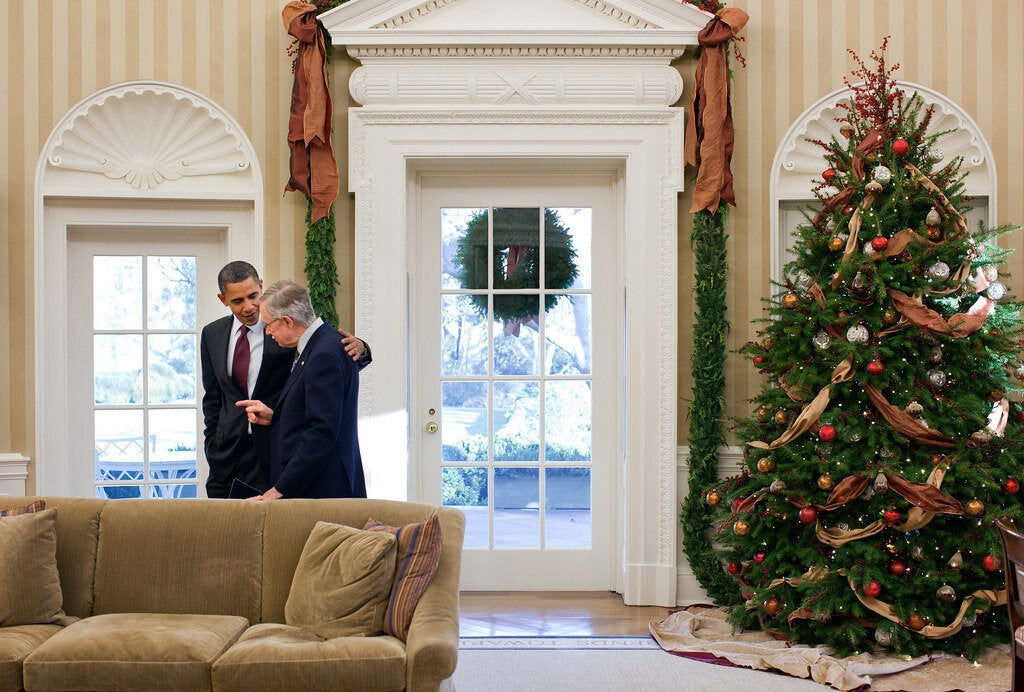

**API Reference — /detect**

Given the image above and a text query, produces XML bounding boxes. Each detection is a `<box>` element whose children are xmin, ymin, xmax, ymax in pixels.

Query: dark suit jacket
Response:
<box><xmin>269</xmin><ymin>321</ymin><xmax>366</xmax><ymax>499</ymax></box>
<box><xmin>200</xmin><ymin>315</ymin><xmax>295</xmax><ymax>496</ymax></box>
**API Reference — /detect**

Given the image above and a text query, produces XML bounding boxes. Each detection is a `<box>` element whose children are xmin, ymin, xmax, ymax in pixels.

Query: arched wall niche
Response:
<box><xmin>770</xmin><ymin>81</ymin><xmax>997</xmax><ymax>284</ymax></box>
<box><xmin>34</xmin><ymin>80</ymin><xmax>264</xmax><ymax>497</ymax></box>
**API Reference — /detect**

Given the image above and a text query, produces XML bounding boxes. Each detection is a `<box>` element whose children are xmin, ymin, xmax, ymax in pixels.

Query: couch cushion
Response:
<box><xmin>364</xmin><ymin>514</ymin><xmax>443</xmax><ymax>641</ymax></box>
<box><xmin>285</xmin><ymin>522</ymin><xmax>397</xmax><ymax>638</ymax></box>
<box><xmin>92</xmin><ymin>500</ymin><xmax>266</xmax><ymax>622</ymax></box>
<box><xmin>23</xmin><ymin>612</ymin><xmax>248</xmax><ymax>692</ymax></box>
<box><xmin>0</xmin><ymin>624</ymin><xmax>65</xmax><ymax>692</ymax></box>
<box><xmin>0</xmin><ymin>509</ymin><xmax>67</xmax><ymax>628</ymax></box>
<box><xmin>212</xmin><ymin>623</ymin><xmax>405</xmax><ymax>692</ymax></box>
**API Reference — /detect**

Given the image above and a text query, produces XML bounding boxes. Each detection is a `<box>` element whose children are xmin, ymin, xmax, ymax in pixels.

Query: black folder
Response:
<box><xmin>229</xmin><ymin>477</ymin><xmax>263</xmax><ymax>500</ymax></box>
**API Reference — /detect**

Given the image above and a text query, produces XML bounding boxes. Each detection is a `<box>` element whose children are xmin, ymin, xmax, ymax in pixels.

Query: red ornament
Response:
<box><xmin>871</xmin><ymin>236</ymin><xmax>889</xmax><ymax>252</ymax></box>
<box><xmin>863</xmin><ymin>580</ymin><xmax>881</xmax><ymax>598</ymax></box>
<box><xmin>866</xmin><ymin>361</ymin><xmax>884</xmax><ymax>375</ymax></box>
<box><xmin>888</xmin><ymin>560</ymin><xmax>906</xmax><ymax>576</ymax></box>
<box><xmin>798</xmin><ymin>506</ymin><xmax>818</xmax><ymax>524</ymax></box>
<box><xmin>983</xmin><ymin>555</ymin><xmax>1002</xmax><ymax>572</ymax></box>
<box><xmin>822</xmin><ymin>168</ymin><xmax>837</xmax><ymax>183</ymax></box>
<box><xmin>726</xmin><ymin>562</ymin><xmax>742</xmax><ymax>575</ymax></box>
<box><xmin>1005</xmin><ymin>478</ymin><xmax>1020</xmax><ymax>495</ymax></box>
<box><xmin>892</xmin><ymin>138</ymin><xmax>910</xmax><ymax>156</ymax></box>
<box><xmin>731</xmin><ymin>499</ymin><xmax>743</xmax><ymax>513</ymax></box>
<box><xmin>753</xmin><ymin>356</ymin><xmax>765</xmax><ymax>365</ymax></box>
<box><xmin>818</xmin><ymin>425</ymin><xmax>837</xmax><ymax>442</ymax></box>
<box><xmin>754</xmin><ymin>552</ymin><xmax>766</xmax><ymax>564</ymax></box>
<box><xmin>883</xmin><ymin>509</ymin><xmax>901</xmax><ymax>525</ymax></box>
<box><xmin>842</xmin><ymin>204</ymin><xmax>855</xmax><ymax>216</ymax></box>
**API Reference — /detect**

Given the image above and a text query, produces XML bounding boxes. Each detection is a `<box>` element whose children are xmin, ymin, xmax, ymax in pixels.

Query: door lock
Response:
<box><xmin>425</xmin><ymin>421</ymin><xmax>438</xmax><ymax>433</ymax></box>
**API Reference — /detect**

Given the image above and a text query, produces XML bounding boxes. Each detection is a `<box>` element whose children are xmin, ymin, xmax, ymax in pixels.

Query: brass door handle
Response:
<box><xmin>426</xmin><ymin>421</ymin><xmax>438</xmax><ymax>433</ymax></box>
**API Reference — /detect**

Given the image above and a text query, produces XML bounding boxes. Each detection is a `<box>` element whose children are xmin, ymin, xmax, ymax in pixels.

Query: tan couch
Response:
<box><xmin>0</xmin><ymin>497</ymin><xmax>465</xmax><ymax>692</ymax></box>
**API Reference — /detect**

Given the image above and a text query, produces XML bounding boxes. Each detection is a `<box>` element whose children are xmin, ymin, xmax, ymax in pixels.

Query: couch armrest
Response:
<box><xmin>405</xmin><ymin>507</ymin><xmax>465</xmax><ymax>692</ymax></box>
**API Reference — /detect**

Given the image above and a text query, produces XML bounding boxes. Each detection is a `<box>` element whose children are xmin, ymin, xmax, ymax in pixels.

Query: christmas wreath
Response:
<box><xmin>454</xmin><ymin>208</ymin><xmax>579</xmax><ymax>323</ymax></box>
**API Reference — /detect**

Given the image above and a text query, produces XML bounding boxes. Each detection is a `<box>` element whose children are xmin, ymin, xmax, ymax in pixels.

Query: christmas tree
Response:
<box><xmin>701</xmin><ymin>39</ymin><xmax>1024</xmax><ymax>658</ymax></box>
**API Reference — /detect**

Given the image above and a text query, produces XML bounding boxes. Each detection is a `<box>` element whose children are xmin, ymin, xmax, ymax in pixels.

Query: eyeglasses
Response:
<box><xmin>266</xmin><ymin>317</ymin><xmax>284</xmax><ymax>328</ymax></box>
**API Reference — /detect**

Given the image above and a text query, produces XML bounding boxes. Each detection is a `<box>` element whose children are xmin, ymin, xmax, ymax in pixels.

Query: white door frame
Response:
<box><xmin>34</xmin><ymin>81</ymin><xmax>263</xmax><ymax>497</ymax></box>
<box><xmin>349</xmin><ymin>111</ymin><xmax>682</xmax><ymax>605</ymax></box>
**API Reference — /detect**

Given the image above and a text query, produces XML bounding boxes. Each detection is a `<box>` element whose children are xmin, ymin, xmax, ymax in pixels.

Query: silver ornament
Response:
<box><xmin>962</xmin><ymin>611</ymin><xmax>977</xmax><ymax>627</ymax></box>
<box><xmin>948</xmin><ymin>551</ymin><xmax>963</xmax><ymax>569</ymax></box>
<box><xmin>795</xmin><ymin>270</ymin><xmax>814</xmax><ymax>292</ymax></box>
<box><xmin>849</xmin><ymin>431</ymin><xmax>862</xmax><ymax>442</ymax></box>
<box><xmin>874</xmin><ymin>628</ymin><xmax>894</xmax><ymax>646</ymax></box>
<box><xmin>928</xmin><ymin>146</ymin><xmax>944</xmax><ymax>162</ymax></box>
<box><xmin>986</xmin><ymin>281</ymin><xmax>1006</xmax><ymax>301</ymax></box>
<box><xmin>866</xmin><ymin>180</ymin><xmax>883</xmax><ymax>194</ymax></box>
<box><xmin>937</xmin><ymin>585</ymin><xmax>956</xmax><ymax>602</ymax></box>
<box><xmin>906</xmin><ymin>402</ymin><xmax>924</xmax><ymax>416</ymax></box>
<box><xmin>826</xmin><ymin>218</ymin><xmax>837</xmax><ymax>234</ymax></box>
<box><xmin>836</xmin><ymin>522</ymin><xmax>850</xmax><ymax>531</ymax></box>
<box><xmin>812</xmin><ymin>331</ymin><xmax>832</xmax><ymax>350</ymax></box>
<box><xmin>862</xmin><ymin>241</ymin><xmax>876</xmax><ymax>256</ymax></box>
<box><xmin>872</xmin><ymin>165</ymin><xmax>892</xmax><ymax>185</ymax></box>
<box><xmin>928</xmin><ymin>262</ymin><xmax>950</xmax><ymax>281</ymax></box>
<box><xmin>846</xmin><ymin>324</ymin><xmax>870</xmax><ymax>344</ymax></box>
<box><xmin>928</xmin><ymin>369</ymin><xmax>947</xmax><ymax>388</ymax></box>
<box><xmin>930</xmin><ymin>347</ymin><xmax>944</xmax><ymax>364</ymax></box>
<box><xmin>911</xmin><ymin>545</ymin><xmax>924</xmax><ymax>560</ymax></box>
<box><xmin>880</xmin><ymin>446</ymin><xmax>896</xmax><ymax>459</ymax></box>
<box><xmin>874</xmin><ymin>473</ymin><xmax>889</xmax><ymax>493</ymax></box>
<box><xmin>984</xmin><ymin>265</ymin><xmax>999</xmax><ymax>282</ymax></box>
<box><xmin>926</xmin><ymin>208</ymin><xmax>941</xmax><ymax>227</ymax></box>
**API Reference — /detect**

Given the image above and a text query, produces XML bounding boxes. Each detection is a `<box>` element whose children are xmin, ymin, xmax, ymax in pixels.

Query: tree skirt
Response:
<box><xmin>649</xmin><ymin>606</ymin><xmax>1009</xmax><ymax>691</ymax></box>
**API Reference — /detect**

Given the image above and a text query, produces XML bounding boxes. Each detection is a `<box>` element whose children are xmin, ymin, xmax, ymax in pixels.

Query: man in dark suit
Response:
<box><xmin>238</xmin><ymin>279</ymin><xmax>366</xmax><ymax>500</ymax></box>
<box><xmin>200</xmin><ymin>262</ymin><xmax>369</xmax><ymax>498</ymax></box>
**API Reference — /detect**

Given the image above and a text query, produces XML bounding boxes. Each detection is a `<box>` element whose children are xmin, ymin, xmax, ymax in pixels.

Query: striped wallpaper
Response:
<box><xmin>2</xmin><ymin>1</ymin><xmax>1022</xmax><ymax>483</ymax></box>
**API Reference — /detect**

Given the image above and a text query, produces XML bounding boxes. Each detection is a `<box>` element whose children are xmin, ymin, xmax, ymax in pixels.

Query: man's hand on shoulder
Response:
<box><xmin>338</xmin><ymin>328</ymin><xmax>368</xmax><ymax>362</ymax></box>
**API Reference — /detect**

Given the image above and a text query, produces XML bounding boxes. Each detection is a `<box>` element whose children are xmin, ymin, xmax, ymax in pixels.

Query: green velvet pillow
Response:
<box><xmin>285</xmin><ymin>522</ymin><xmax>397</xmax><ymax>638</ymax></box>
<box><xmin>0</xmin><ymin>507</ymin><xmax>67</xmax><ymax>626</ymax></box>
<box><xmin>363</xmin><ymin>514</ymin><xmax>443</xmax><ymax>641</ymax></box>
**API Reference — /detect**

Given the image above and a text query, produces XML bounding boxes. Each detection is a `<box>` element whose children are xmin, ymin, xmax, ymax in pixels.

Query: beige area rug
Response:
<box><xmin>650</xmin><ymin>606</ymin><xmax>1011</xmax><ymax>691</ymax></box>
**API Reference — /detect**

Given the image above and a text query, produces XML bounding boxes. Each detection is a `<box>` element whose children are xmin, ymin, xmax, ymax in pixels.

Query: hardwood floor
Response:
<box><xmin>458</xmin><ymin>591</ymin><xmax>672</xmax><ymax>637</ymax></box>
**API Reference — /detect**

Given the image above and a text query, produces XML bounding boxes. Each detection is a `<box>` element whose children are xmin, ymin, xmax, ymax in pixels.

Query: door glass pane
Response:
<box><xmin>546</xmin><ymin>467</ymin><xmax>591</xmax><ymax>548</ymax></box>
<box><xmin>493</xmin><ymin>295</ymin><xmax>539</xmax><ymax>376</ymax></box>
<box><xmin>94</xmin><ymin>409</ymin><xmax>144</xmax><ymax>482</ymax></box>
<box><xmin>147</xmin><ymin>256</ymin><xmax>197</xmax><ymax>330</ymax></box>
<box><xmin>442</xmin><ymin>295</ymin><xmax>488</xmax><ymax>377</ymax></box>
<box><xmin>493</xmin><ymin>381</ymin><xmax>539</xmax><ymax>462</ymax></box>
<box><xmin>442</xmin><ymin>467</ymin><xmax>488</xmax><ymax>548</ymax></box>
<box><xmin>545</xmin><ymin>295</ymin><xmax>591</xmax><ymax>375</ymax></box>
<box><xmin>94</xmin><ymin>256</ymin><xmax>142</xmax><ymax>329</ymax></box>
<box><xmin>494</xmin><ymin>467</ymin><xmax>539</xmax><ymax>548</ymax></box>
<box><xmin>94</xmin><ymin>335</ymin><xmax>143</xmax><ymax>404</ymax></box>
<box><xmin>550</xmin><ymin>207</ymin><xmax>592</xmax><ymax>289</ymax></box>
<box><xmin>148</xmin><ymin>334</ymin><xmax>196</xmax><ymax>404</ymax></box>
<box><xmin>441</xmin><ymin>381</ymin><xmax>488</xmax><ymax>462</ymax></box>
<box><xmin>492</xmin><ymin>208</ymin><xmax>540</xmax><ymax>290</ymax></box>
<box><xmin>545</xmin><ymin>380</ymin><xmax>591</xmax><ymax>461</ymax></box>
<box><xmin>443</xmin><ymin>208</ymin><xmax>488</xmax><ymax>289</ymax></box>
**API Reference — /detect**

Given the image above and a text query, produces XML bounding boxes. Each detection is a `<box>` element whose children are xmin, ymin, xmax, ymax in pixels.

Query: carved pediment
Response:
<box><xmin>321</xmin><ymin>0</ymin><xmax>709</xmax><ymax>55</ymax></box>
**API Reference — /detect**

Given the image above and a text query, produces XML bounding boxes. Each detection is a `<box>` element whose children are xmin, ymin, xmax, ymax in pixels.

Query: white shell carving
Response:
<box><xmin>46</xmin><ymin>85</ymin><xmax>250</xmax><ymax>190</ymax></box>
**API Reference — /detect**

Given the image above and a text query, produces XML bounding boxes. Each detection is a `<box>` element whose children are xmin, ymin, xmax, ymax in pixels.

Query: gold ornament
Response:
<box><xmin>762</xmin><ymin>337</ymin><xmax>775</xmax><ymax>351</ymax></box>
<box><xmin>706</xmin><ymin>490</ymin><xmax>722</xmax><ymax>506</ymax></box>
<box><xmin>817</xmin><ymin>474</ymin><xmax>834</xmax><ymax>490</ymax></box>
<box><xmin>757</xmin><ymin>407</ymin><xmax>772</xmax><ymax>422</ymax></box>
<box><xmin>965</xmin><ymin>499</ymin><xmax>985</xmax><ymax>516</ymax></box>
<box><xmin>926</xmin><ymin>225</ymin><xmax>943</xmax><ymax>241</ymax></box>
<box><xmin>782</xmin><ymin>292</ymin><xmax>800</xmax><ymax>309</ymax></box>
<box><xmin>774</xmin><ymin>410</ymin><xmax>789</xmax><ymax>425</ymax></box>
<box><xmin>757</xmin><ymin>458</ymin><xmax>775</xmax><ymax>473</ymax></box>
<box><xmin>906</xmin><ymin>614</ymin><xmax>926</xmax><ymax>631</ymax></box>
<box><xmin>764</xmin><ymin>597</ymin><xmax>781</xmax><ymax>615</ymax></box>
<box><xmin>734</xmin><ymin>520</ymin><xmax>750</xmax><ymax>536</ymax></box>
<box><xmin>828</xmin><ymin>236</ymin><xmax>845</xmax><ymax>252</ymax></box>
<box><xmin>883</xmin><ymin>309</ymin><xmax>898</xmax><ymax>324</ymax></box>
<box><xmin>991</xmin><ymin>390</ymin><xmax>1005</xmax><ymax>402</ymax></box>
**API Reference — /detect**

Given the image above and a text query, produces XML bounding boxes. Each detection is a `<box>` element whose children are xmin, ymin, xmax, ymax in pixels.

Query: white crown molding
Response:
<box><xmin>42</xmin><ymin>81</ymin><xmax>255</xmax><ymax>193</ymax></box>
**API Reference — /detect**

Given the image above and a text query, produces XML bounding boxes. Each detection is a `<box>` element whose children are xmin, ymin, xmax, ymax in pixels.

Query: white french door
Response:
<box><xmin>415</xmin><ymin>172</ymin><xmax>621</xmax><ymax>590</ymax></box>
<box><xmin>66</xmin><ymin>231</ymin><xmax>223</xmax><ymax>499</ymax></box>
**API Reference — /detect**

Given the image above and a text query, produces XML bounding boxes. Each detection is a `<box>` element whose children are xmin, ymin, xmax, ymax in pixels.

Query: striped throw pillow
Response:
<box><xmin>363</xmin><ymin>514</ymin><xmax>443</xmax><ymax>641</ymax></box>
<box><xmin>0</xmin><ymin>499</ymin><xmax>45</xmax><ymax>517</ymax></box>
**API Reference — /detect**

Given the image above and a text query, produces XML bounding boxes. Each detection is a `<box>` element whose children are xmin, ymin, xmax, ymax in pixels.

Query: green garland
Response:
<box><xmin>304</xmin><ymin>199</ymin><xmax>339</xmax><ymax>326</ymax></box>
<box><xmin>455</xmin><ymin>208</ymin><xmax>578</xmax><ymax>323</ymax></box>
<box><xmin>681</xmin><ymin>207</ymin><xmax>739</xmax><ymax>603</ymax></box>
